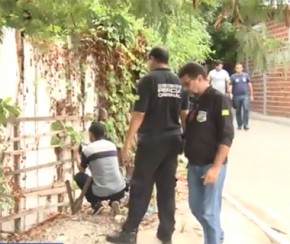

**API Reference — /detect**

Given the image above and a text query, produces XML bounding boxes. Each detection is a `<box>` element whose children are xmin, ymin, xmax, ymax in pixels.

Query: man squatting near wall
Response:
<box><xmin>73</xmin><ymin>121</ymin><xmax>128</xmax><ymax>215</ymax></box>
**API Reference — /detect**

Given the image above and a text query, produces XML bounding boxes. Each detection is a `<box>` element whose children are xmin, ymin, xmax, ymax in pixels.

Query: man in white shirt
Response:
<box><xmin>207</xmin><ymin>60</ymin><xmax>231</xmax><ymax>95</ymax></box>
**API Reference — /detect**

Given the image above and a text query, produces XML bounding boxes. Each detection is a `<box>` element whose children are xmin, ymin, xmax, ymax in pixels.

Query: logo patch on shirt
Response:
<box><xmin>196</xmin><ymin>110</ymin><xmax>207</xmax><ymax>122</ymax></box>
<box><xmin>157</xmin><ymin>84</ymin><xmax>182</xmax><ymax>98</ymax></box>
<box><xmin>222</xmin><ymin>109</ymin><xmax>230</xmax><ymax>116</ymax></box>
<box><xmin>242</xmin><ymin>77</ymin><xmax>247</xmax><ymax>82</ymax></box>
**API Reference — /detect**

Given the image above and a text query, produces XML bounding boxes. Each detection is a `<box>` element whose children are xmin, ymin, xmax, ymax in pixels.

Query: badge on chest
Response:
<box><xmin>196</xmin><ymin>110</ymin><xmax>207</xmax><ymax>122</ymax></box>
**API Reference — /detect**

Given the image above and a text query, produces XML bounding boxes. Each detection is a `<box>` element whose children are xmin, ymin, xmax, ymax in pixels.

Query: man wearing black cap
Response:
<box><xmin>74</xmin><ymin>121</ymin><xmax>126</xmax><ymax>215</ymax></box>
<box><xmin>106</xmin><ymin>47</ymin><xmax>188</xmax><ymax>244</ymax></box>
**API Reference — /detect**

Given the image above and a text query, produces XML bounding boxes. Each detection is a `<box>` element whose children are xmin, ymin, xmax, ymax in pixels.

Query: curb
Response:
<box><xmin>250</xmin><ymin>112</ymin><xmax>290</xmax><ymax>127</ymax></box>
<box><xmin>223</xmin><ymin>193</ymin><xmax>290</xmax><ymax>244</ymax></box>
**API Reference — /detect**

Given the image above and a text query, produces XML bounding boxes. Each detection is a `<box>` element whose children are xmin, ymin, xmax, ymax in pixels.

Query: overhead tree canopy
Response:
<box><xmin>196</xmin><ymin>0</ymin><xmax>290</xmax><ymax>72</ymax></box>
<box><xmin>0</xmin><ymin>0</ymin><xmax>289</xmax><ymax>72</ymax></box>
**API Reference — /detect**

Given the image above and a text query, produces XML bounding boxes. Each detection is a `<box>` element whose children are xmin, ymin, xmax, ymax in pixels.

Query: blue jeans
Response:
<box><xmin>233</xmin><ymin>95</ymin><xmax>250</xmax><ymax>127</ymax></box>
<box><xmin>188</xmin><ymin>164</ymin><xmax>227</xmax><ymax>244</ymax></box>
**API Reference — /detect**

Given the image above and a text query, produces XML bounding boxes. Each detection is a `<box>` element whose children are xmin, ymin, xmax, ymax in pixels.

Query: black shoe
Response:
<box><xmin>157</xmin><ymin>233</ymin><xmax>172</xmax><ymax>244</ymax></box>
<box><xmin>106</xmin><ymin>230</ymin><xmax>137</xmax><ymax>244</ymax></box>
<box><xmin>92</xmin><ymin>202</ymin><xmax>103</xmax><ymax>215</ymax></box>
<box><xmin>244</xmin><ymin>126</ymin><xmax>250</xmax><ymax>130</ymax></box>
<box><xmin>237</xmin><ymin>126</ymin><xmax>242</xmax><ymax>130</ymax></box>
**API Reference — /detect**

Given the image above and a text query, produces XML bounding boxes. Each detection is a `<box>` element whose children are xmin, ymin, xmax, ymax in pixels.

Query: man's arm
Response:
<box><xmin>180</xmin><ymin>89</ymin><xmax>189</xmax><ymax>131</ymax></box>
<box><xmin>124</xmin><ymin>112</ymin><xmax>145</xmax><ymax>150</ymax></box>
<box><xmin>123</xmin><ymin>76</ymin><xmax>152</xmax><ymax>151</ymax></box>
<box><xmin>247</xmin><ymin>74</ymin><xmax>254</xmax><ymax>101</ymax></box>
<box><xmin>225</xmin><ymin>71</ymin><xmax>231</xmax><ymax>96</ymax></box>
<box><xmin>203</xmin><ymin>95</ymin><xmax>234</xmax><ymax>185</ymax></box>
<box><xmin>214</xmin><ymin>95</ymin><xmax>234</xmax><ymax>168</ymax></box>
<box><xmin>228</xmin><ymin>75</ymin><xmax>233</xmax><ymax>97</ymax></box>
<box><xmin>74</xmin><ymin>150</ymin><xmax>88</xmax><ymax>173</ymax></box>
<box><xmin>207</xmin><ymin>71</ymin><xmax>212</xmax><ymax>85</ymax></box>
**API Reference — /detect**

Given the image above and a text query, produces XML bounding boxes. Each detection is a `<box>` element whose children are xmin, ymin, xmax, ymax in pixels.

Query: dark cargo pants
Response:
<box><xmin>123</xmin><ymin>134</ymin><xmax>183</xmax><ymax>241</ymax></box>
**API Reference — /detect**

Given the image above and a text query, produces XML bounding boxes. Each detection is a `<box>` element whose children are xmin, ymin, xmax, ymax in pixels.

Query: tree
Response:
<box><xmin>194</xmin><ymin>0</ymin><xmax>290</xmax><ymax>72</ymax></box>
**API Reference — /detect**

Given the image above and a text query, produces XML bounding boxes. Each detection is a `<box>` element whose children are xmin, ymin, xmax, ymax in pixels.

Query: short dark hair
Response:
<box><xmin>214</xmin><ymin>59</ymin><xmax>223</xmax><ymax>66</ymax></box>
<box><xmin>178</xmin><ymin>62</ymin><xmax>207</xmax><ymax>80</ymax></box>
<box><xmin>148</xmin><ymin>47</ymin><xmax>169</xmax><ymax>64</ymax></box>
<box><xmin>89</xmin><ymin>121</ymin><xmax>105</xmax><ymax>140</ymax></box>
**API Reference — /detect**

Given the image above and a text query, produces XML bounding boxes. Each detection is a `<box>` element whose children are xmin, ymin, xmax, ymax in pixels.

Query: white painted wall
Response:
<box><xmin>0</xmin><ymin>28</ymin><xmax>98</xmax><ymax>232</ymax></box>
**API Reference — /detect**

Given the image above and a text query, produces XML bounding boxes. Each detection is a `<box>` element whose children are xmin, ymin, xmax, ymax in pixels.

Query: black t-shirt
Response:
<box><xmin>134</xmin><ymin>68</ymin><xmax>188</xmax><ymax>136</ymax></box>
<box><xmin>184</xmin><ymin>87</ymin><xmax>234</xmax><ymax>166</ymax></box>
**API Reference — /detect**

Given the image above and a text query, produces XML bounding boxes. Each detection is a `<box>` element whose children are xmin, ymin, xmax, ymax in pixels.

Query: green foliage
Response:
<box><xmin>203</xmin><ymin>0</ymin><xmax>289</xmax><ymax>72</ymax></box>
<box><xmin>50</xmin><ymin>121</ymin><xmax>83</xmax><ymax>148</ymax></box>
<box><xmin>0</xmin><ymin>0</ymin><xmax>212</xmax><ymax>150</ymax></box>
<box><xmin>208</xmin><ymin>22</ymin><xmax>237</xmax><ymax>65</ymax></box>
<box><xmin>0</xmin><ymin>97</ymin><xmax>21</xmax><ymax>127</ymax></box>
<box><xmin>236</xmin><ymin>24</ymin><xmax>288</xmax><ymax>73</ymax></box>
<box><xmin>99</xmin><ymin>71</ymin><xmax>138</xmax><ymax>147</ymax></box>
<box><xmin>166</xmin><ymin>16</ymin><xmax>212</xmax><ymax>70</ymax></box>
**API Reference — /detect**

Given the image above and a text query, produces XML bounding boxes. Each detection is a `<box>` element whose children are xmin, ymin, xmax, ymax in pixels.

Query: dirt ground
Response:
<box><xmin>1</xmin><ymin>165</ymin><xmax>270</xmax><ymax>244</ymax></box>
<box><xmin>1</xmin><ymin>168</ymin><xmax>191</xmax><ymax>244</ymax></box>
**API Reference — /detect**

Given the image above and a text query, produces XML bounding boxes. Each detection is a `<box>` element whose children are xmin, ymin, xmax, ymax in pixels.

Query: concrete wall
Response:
<box><xmin>0</xmin><ymin>28</ymin><xmax>97</xmax><ymax>232</ymax></box>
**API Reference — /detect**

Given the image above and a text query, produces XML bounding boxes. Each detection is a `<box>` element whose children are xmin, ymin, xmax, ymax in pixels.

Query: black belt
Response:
<box><xmin>138</xmin><ymin>129</ymin><xmax>181</xmax><ymax>141</ymax></box>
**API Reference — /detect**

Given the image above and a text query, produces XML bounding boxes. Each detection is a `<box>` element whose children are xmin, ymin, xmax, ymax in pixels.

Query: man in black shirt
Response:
<box><xmin>178</xmin><ymin>63</ymin><xmax>234</xmax><ymax>244</ymax></box>
<box><xmin>106</xmin><ymin>47</ymin><xmax>188</xmax><ymax>244</ymax></box>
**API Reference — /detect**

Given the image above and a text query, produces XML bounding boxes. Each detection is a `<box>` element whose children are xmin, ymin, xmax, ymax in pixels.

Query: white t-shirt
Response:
<box><xmin>208</xmin><ymin>69</ymin><xmax>230</xmax><ymax>94</ymax></box>
<box><xmin>81</xmin><ymin>139</ymin><xmax>125</xmax><ymax>197</ymax></box>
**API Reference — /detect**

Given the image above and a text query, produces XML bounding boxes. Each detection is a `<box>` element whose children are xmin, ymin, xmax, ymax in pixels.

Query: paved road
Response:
<box><xmin>138</xmin><ymin>200</ymin><xmax>270</xmax><ymax>244</ymax></box>
<box><xmin>226</xmin><ymin>118</ymin><xmax>290</xmax><ymax>241</ymax></box>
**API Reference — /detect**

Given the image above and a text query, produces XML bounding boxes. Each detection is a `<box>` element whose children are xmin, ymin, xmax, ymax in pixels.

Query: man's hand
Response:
<box><xmin>203</xmin><ymin>166</ymin><xmax>221</xmax><ymax>185</ymax></box>
<box><xmin>72</xmin><ymin>146</ymin><xmax>79</xmax><ymax>160</ymax></box>
<box><xmin>121</xmin><ymin>146</ymin><xmax>130</xmax><ymax>165</ymax></box>
<box><xmin>250</xmin><ymin>96</ymin><xmax>254</xmax><ymax>102</ymax></box>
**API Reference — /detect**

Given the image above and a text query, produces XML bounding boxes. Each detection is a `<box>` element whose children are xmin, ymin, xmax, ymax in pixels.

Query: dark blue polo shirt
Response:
<box><xmin>230</xmin><ymin>72</ymin><xmax>250</xmax><ymax>96</ymax></box>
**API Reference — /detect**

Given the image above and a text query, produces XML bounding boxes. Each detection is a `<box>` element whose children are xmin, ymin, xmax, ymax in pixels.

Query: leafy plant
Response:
<box><xmin>50</xmin><ymin>121</ymin><xmax>83</xmax><ymax>148</ymax></box>
<box><xmin>0</xmin><ymin>97</ymin><xmax>21</xmax><ymax>127</ymax></box>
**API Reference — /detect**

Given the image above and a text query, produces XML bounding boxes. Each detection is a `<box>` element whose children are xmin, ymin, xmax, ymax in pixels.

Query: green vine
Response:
<box><xmin>50</xmin><ymin>121</ymin><xmax>83</xmax><ymax>148</ymax></box>
<box><xmin>99</xmin><ymin>70</ymin><xmax>139</xmax><ymax>147</ymax></box>
<box><xmin>0</xmin><ymin>97</ymin><xmax>21</xmax><ymax>206</ymax></box>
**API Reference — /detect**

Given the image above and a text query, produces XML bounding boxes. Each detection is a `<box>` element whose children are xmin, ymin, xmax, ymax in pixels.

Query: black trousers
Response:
<box><xmin>74</xmin><ymin>172</ymin><xmax>125</xmax><ymax>206</ymax></box>
<box><xmin>123</xmin><ymin>134</ymin><xmax>183</xmax><ymax>241</ymax></box>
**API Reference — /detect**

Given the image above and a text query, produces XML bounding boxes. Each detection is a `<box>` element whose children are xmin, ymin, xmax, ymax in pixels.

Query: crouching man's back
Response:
<box><xmin>74</xmin><ymin>122</ymin><xmax>126</xmax><ymax>215</ymax></box>
<box><xmin>82</xmin><ymin>139</ymin><xmax>125</xmax><ymax>197</ymax></box>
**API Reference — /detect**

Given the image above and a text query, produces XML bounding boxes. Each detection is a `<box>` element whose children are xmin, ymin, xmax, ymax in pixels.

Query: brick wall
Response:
<box><xmin>251</xmin><ymin>21</ymin><xmax>290</xmax><ymax>117</ymax></box>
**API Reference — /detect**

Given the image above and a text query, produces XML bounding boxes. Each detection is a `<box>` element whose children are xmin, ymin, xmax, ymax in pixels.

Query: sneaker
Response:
<box><xmin>106</xmin><ymin>230</ymin><xmax>137</xmax><ymax>244</ymax></box>
<box><xmin>92</xmin><ymin>202</ymin><xmax>103</xmax><ymax>215</ymax></box>
<box><xmin>111</xmin><ymin>201</ymin><xmax>121</xmax><ymax>215</ymax></box>
<box><xmin>237</xmin><ymin>126</ymin><xmax>242</xmax><ymax>130</ymax></box>
<box><xmin>244</xmin><ymin>126</ymin><xmax>250</xmax><ymax>130</ymax></box>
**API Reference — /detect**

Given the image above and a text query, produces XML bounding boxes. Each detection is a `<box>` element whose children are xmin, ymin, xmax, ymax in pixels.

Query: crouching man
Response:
<box><xmin>73</xmin><ymin>121</ymin><xmax>127</xmax><ymax>215</ymax></box>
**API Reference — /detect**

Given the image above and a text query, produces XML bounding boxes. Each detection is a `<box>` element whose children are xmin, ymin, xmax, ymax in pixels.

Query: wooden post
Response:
<box><xmin>55</xmin><ymin>148</ymin><xmax>65</xmax><ymax>212</ymax></box>
<box><xmin>14</xmin><ymin>29</ymin><xmax>25</xmax><ymax>232</ymax></box>
<box><xmin>80</xmin><ymin>59</ymin><xmax>86</xmax><ymax>131</ymax></box>
<box><xmin>65</xmin><ymin>180</ymin><xmax>74</xmax><ymax>213</ymax></box>
<box><xmin>13</xmin><ymin>123</ymin><xmax>21</xmax><ymax>231</ymax></box>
